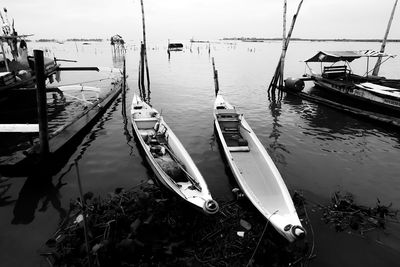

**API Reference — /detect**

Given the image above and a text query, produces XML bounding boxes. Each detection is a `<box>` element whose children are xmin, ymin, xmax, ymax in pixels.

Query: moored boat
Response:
<box><xmin>130</xmin><ymin>93</ymin><xmax>219</xmax><ymax>214</ymax></box>
<box><xmin>213</xmin><ymin>94</ymin><xmax>305</xmax><ymax>242</ymax></box>
<box><xmin>302</xmin><ymin>50</ymin><xmax>400</xmax><ymax>115</ymax></box>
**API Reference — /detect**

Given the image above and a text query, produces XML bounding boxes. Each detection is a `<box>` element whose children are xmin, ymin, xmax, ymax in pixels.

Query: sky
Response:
<box><xmin>1</xmin><ymin>0</ymin><xmax>399</xmax><ymax>41</ymax></box>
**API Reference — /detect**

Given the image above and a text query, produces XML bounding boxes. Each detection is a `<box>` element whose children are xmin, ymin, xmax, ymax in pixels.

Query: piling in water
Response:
<box><xmin>34</xmin><ymin>49</ymin><xmax>49</xmax><ymax>156</ymax></box>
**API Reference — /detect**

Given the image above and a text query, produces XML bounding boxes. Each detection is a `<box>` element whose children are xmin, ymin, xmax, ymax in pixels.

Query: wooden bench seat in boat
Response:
<box><xmin>229</xmin><ymin>146</ymin><xmax>250</xmax><ymax>152</ymax></box>
<box><xmin>322</xmin><ymin>65</ymin><xmax>350</xmax><ymax>79</ymax></box>
<box><xmin>134</xmin><ymin>117</ymin><xmax>158</xmax><ymax>128</ymax></box>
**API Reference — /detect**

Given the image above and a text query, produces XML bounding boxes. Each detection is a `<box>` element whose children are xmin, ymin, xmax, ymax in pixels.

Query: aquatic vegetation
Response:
<box><xmin>41</xmin><ymin>181</ymin><xmax>310</xmax><ymax>266</ymax></box>
<box><xmin>322</xmin><ymin>191</ymin><xmax>399</xmax><ymax>233</ymax></box>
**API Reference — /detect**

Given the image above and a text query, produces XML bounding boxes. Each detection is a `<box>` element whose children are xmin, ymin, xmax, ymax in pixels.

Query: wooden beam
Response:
<box><xmin>0</xmin><ymin>124</ymin><xmax>39</xmax><ymax>132</ymax></box>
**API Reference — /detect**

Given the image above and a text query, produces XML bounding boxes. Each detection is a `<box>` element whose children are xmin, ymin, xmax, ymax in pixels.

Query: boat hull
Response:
<box><xmin>213</xmin><ymin>95</ymin><xmax>304</xmax><ymax>242</ymax></box>
<box><xmin>313</xmin><ymin>76</ymin><xmax>400</xmax><ymax>114</ymax></box>
<box><xmin>131</xmin><ymin>94</ymin><xmax>218</xmax><ymax>214</ymax></box>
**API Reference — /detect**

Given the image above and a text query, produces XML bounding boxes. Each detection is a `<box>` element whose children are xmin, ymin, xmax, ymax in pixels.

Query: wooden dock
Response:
<box><xmin>0</xmin><ymin>78</ymin><xmax>124</xmax><ymax>176</ymax></box>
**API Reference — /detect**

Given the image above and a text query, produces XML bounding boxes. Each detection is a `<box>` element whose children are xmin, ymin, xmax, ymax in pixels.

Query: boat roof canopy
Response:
<box><xmin>305</xmin><ymin>50</ymin><xmax>392</xmax><ymax>63</ymax></box>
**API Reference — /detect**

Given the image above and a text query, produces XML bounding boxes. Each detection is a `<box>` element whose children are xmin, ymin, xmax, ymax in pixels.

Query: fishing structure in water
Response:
<box><xmin>268</xmin><ymin>0</ymin><xmax>304</xmax><ymax>94</ymax></box>
<box><xmin>110</xmin><ymin>34</ymin><xmax>126</xmax><ymax>55</ymax></box>
<box><xmin>283</xmin><ymin>0</ymin><xmax>400</xmax><ymax>128</ymax></box>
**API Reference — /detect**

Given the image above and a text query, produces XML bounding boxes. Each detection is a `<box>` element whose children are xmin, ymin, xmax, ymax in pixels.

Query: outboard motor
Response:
<box><xmin>284</xmin><ymin>77</ymin><xmax>305</xmax><ymax>92</ymax></box>
<box><xmin>203</xmin><ymin>199</ymin><xmax>219</xmax><ymax>214</ymax></box>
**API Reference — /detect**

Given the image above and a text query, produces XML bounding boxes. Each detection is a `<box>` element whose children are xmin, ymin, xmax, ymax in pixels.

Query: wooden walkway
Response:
<box><xmin>0</xmin><ymin>79</ymin><xmax>123</xmax><ymax>176</ymax></box>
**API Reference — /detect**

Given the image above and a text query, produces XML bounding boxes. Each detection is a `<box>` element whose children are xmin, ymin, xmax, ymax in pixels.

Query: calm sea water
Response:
<box><xmin>1</xmin><ymin>40</ymin><xmax>400</xmax><ymax>266</ymax></box>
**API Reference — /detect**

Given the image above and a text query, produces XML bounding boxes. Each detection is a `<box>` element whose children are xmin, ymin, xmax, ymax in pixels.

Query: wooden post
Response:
<box><xmin>373</xmin><ymin>0</ymin><xmax>398</xmax><ymax>76</ymax></box>
<box><xmin>140</xmin><ymin>0</ymin><xmax>150</xmax><ymax>91</ymax></box>
<box><xmin>138</xmin><ymin>61</ymin><xmax>143</xmax><ymax>99</ymax></box>
<box><xmin>140</xmin><ymin>43</ymin><xmax>146</xmax><ymax>99</ymax></box>
<box><xmin>34</xmin><ymin>49</ymin><xmax>49</xmax><ymax>156</ymax></box>
<box><xmin>0</xmin><ymin>40</ymin><xmax>10</xmax><ymax>72</ymax></box>
<box><xmin>123</xmin><ymin>56</ymin><xmax>126</xmax><ymax>92</ymax></box>
<box><xmin>268</xmin><ymin>0</ymin><xmax>304</xmax><ymax>91</ymax></box>
<box><xmin>212</xmin><ymin>57</ymin><xmax>219</xmax><ymax>96</ymax></box>
<box><xmin>282</xmin><ymin>0</ymin><xmax>287</xmax><ymax>53</ymax></box>
<box><xmin>279</xmin><ymin>0</ymin><xmax>287</xmax><ymax>88</ymax></box>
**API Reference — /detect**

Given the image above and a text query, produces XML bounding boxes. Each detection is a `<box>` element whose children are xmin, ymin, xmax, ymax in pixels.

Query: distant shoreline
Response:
<box><xmin>35</xmin><ymin>38</ymin><xmax>103</xmax><ymax>42</ymax></box>
<box><xmin>222</xmin><ymin>37</ymin><xmax>400</xmax><ymax>43</ymax></box>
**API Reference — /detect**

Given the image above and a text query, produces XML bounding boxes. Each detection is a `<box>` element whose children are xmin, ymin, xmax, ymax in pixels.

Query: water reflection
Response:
<box><xmin>267</xmin><ymin>96</ymin><xmax>289</xmax><ymax>167</ymax></box>
<box><xmin>121</xmin><ymin>79</ymin><xmax>135</xmax><ymax>156</ymax></box>
<box><xmin>12</xmin><ymin>170</ymin><xmax>66</xmax><ymax>224</ymax></box>
<box><xmin>10</xmin><ymin>92</ymin><xmax>123</xmax><ymax>225</ymax></box>
<box><xmin>0</xmin><ymin>179</ymin><xmax>14</xmax><ymax>207</ymax></box>
<box><xmin>111</xmin><ymin>47</ymin><xmax>126</xmax><ymax>70</ymax></box>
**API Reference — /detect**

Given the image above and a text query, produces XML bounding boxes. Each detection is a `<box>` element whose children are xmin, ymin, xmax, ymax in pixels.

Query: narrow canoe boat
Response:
<box><xmin>131</xmin><ymin>93</ymin><xmax>219</xmax><ymax>214</ymax></box>
<box><xmin>213</xmin><ymin>94</ymin><xmax>305</xmax><ymax>242</ymax></box>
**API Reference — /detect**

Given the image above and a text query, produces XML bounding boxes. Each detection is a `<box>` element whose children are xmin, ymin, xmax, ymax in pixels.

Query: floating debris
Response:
<box><xmin>322</xmin><ymin>191</ymin><xmax>399</xmax><ymax>234</ymax></box>
<box><xmin>40</xmin><ymin>181</ymin><xmax>310</xmax><ymax>266</ymax></box>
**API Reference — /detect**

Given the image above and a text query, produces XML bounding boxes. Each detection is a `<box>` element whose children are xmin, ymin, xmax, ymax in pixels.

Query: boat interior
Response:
<box><xmin>320</xmin><ymin>65</ymin><xmax>400</xmax><ymax>89</ymax></box>
<box><xmin>134</xmin><ymin>115</ymin><xmax>188</xmax><ymax>184</ymax></box>
<box><xmin>216</xmin><ymin>108</ymin><xmax>249</xmax><ymax>152</ymax></box>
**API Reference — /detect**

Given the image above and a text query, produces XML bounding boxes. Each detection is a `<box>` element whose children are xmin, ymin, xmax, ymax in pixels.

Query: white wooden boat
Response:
<box><xmin>131</xmin><ymin>93</ymin><xmax>219</xmax><ymax>214</ymax></box>
<box><xmin>213</xmin><ymin>94</ymin><xmax>305</xmax><ymax>242</ymax></box>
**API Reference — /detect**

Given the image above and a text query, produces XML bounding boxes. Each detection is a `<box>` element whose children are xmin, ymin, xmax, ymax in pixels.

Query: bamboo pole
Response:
<box><xmin>282</xmin><ymin>0</ymin><xmax>287</xmax><ymax>48</ymax></box>
<box><xmin>279</xmin><ymin>0</ymin><xmax>288</xmax><ymax>89</ymax></box>
<box><xmin>140</xmin><ymin>43</ymin><xmax>146</xmax><ymax>99</ymax></box>
<box><xmin>372</xmin><ymin>0</ymin><xmax>398</xmax><ymax>76</ymax></box>
<box><xmin>34</xmin><ymin>50</ymin><xmax>49</xmax><ymax>156</ymax></box>
<box><xmin>268</xmin><ymin>0</ymin><xmax>304</xmax><ymax>91</ymax></box>
<box><xmin>140</xmin><ymin>0</ymin><xmax>150</xmax><ymax>91</ymax></box>
<box><xmin>212</xmin><ymin>57</ymin><xmax>219</xmax><ymax>96</ymax></box>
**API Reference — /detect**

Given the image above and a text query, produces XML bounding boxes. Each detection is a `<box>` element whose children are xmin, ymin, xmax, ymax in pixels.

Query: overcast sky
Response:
<box><xmin>1</xmin><ymin>0</ymin><xmax>399</xmax><ymax>41</ymax></box>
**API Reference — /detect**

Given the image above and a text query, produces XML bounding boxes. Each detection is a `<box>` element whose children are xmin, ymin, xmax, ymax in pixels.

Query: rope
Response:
<box><xmin>51</xmin><ymin>77</ymin><xmax>114</xmax><ymax>87</ymax></box>
<box><xmin>75</xmin><ymin>161</ymin><xmax>92</xmax><ymax>267</ymax></box>
<box><xmin>303</xmin><ymin>201</ymin><xmax>315</xmax><ymax>267</ymax></box>
<box><xmin>245</xmin><ymin>210</ymin><xmax>279</xmax><ymax>267</ymax></box>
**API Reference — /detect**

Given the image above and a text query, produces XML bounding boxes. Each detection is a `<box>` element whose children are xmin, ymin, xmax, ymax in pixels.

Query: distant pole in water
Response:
<box><xmin>372</xmin><ymin>0</ymin><xmax>398</xmax><ymax>76</ymax></box>
<box><xmin>212</xmin><ymin>57</ymin><xmax>220</xmax><ymax>96</ymax></box>
<box><xmin>34</xmin><ymin>50</ymin><xmax>50</xmax><ymax>156</ymax></box>
<box><xmin>268</xmin><ymin>0</ymin><xmax>304</xmax><ymax>92</ymax></box>
<box><xmin>0</xmin><ymin>41</ymin><xmax>9</xmax><ymax>72</ymax></box>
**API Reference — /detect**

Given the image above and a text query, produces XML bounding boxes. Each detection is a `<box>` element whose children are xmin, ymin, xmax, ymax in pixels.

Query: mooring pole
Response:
<box><xmin>279</xmin><ymin>0</ymin><xmax>287</xmax><ymax>88</ymax></box>
<box><xmin>140</xmin><ymin>0</ymin><xmax>150</xmax><ymax>91</ymax></box>
<box><xmin>123</xmin><ymin>56</ymin><xmax>126</xmax><ymax>92</ymax></box>
<box><xmin>140</xmin><ymin>43</ymin><xmax>146</xmax><ymax>99</ymax></box>
<box><xmin>212</xmin><ymin>57</ymin><xmax>219</xmax><ymax>96</ymax></box>
<box><xmin>373</xmin><ymin>0</ymin><xmax>398</xmax><ymax>76</ymax></box>
<box><xmin>34</xmin><ymin>49</ymin><xmax>49</xmax><ymax>156</ymax></box>
<box><xmin>268</xmin><ymin>0</ymin><xmax>304</xmax><ymax>91</ymax></box>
